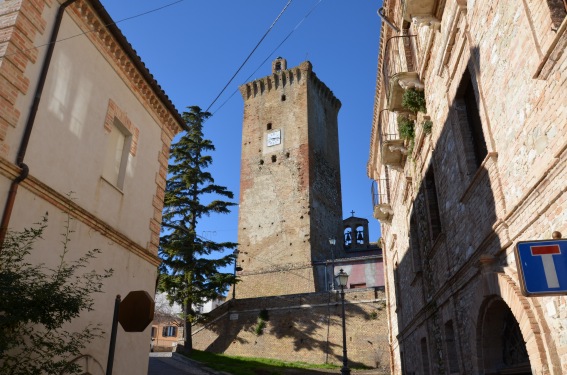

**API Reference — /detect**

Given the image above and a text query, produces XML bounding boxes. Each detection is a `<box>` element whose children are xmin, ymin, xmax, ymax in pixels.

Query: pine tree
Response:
<box><xmin>159</xmin><ymin>106</ymin><xmax>237</xmax><ymax>352</ymax></box>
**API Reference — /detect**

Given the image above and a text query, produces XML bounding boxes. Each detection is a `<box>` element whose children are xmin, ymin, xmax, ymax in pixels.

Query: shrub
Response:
<box><xmin>407</xmin><ymin>139</ymin><xmax>415</xmax><ymax>156</ymax></box>
<box><xmin>397</xmin><ymin>115</ymin><xmax>415</xmax><ymax>141</ymax></box>
<box><xmin>0</xmin><ymin>214</ymin><xmax>113</xmax><ymax>375</ymax></box>
<box><xmin>423</xmin><ymin>120</ymin><xmax>433</xmax><ymax>135</ymax></box>
<box><xmin>402</xmin><ymin>88</ymin><xmax>427</xmax><ymax>113</ymax></box>
<box><xmin>254</xmin><ymin>309</ymin><xmax>270</xmax><ymax>335</ymax></box>
<box><xmin>254</xmin><ymin>318</ymin><xmax>266</xmax><ymax>336</ymax></box>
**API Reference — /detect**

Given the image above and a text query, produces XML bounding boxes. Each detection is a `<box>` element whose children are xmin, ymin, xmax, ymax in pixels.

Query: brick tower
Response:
<box><xmin>235</xmin><ymin>58</ymin><xmax>343</xmax><ymax>298</ymax></box>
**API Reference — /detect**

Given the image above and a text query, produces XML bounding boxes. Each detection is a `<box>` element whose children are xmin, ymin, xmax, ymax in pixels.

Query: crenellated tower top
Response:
<box><xmin>239</xmin><ymin>58</ymin><xmax>341</xmax><ymax>110</ymax></box>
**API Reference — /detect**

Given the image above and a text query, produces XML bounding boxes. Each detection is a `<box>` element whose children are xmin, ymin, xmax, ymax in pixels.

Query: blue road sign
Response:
<box><xmin>515</xmin><ymin>239</ymin><xmax>567</xmax><ymax>296</ymax></box>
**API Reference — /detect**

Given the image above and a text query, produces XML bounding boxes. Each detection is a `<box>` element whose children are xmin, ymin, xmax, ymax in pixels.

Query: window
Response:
<box><xmin>162</xmin><ymin>326</ymin><xmax>177</xmax><ymax>337</ymax></box>
<box><xmin>102</xmin><ymin>118</ymin><xmax>131</xmax><ymax>189</ymax></box>
<box><xmin>455</xmin><ymin>69</ymin><xmax>487</xmax><ymax>171</ymax></box>
<box><xmin>151</xmin><ymin>326</ymin><xmax>157</xmax><ymax>339</ymax></box>
<box><xmin>445</xmin><ymin>320</ymin><xmax>459</xmax><ymax>373</ymax></box>
<box><xmin>355</xmin><ymin>226</ymin><xmax>364</xmax><ymax>245</ymax></box>
<box><xmin>267</xmin><ymin>123</ymin><xmax>272</xmax><ymax>130</ymax></box>
<box><xmin>393</xmin><ymin>262</ymin><xmax>402</xmax><ymax>312</ymax></box>
<box><xmin>546</xmin><ymin>0</ymin><xmax>566</xmax><ymax>30</ymax></box>
<box><xmin>421</xmin><ymin>337</ymin><xmax>431</xmax><ymax>375</ymax></box>
<box><xmin>281</xmin><ymin>94</ymin><xmax>286</xmax><ymax>101</ymax></box>
<box><xmin>344</xmin><ymin>228</ymin><xmax>352</xmax><ymax>248</ymax></box>
<box><xmin>424</xmin><ymin>166</ymin><xmax>442</xmax><ymax>241</ymax></box>
<box><xmin>409</xmin><ymin>211</ymin><xmax>422</xmax><ymax>274</ymax></box>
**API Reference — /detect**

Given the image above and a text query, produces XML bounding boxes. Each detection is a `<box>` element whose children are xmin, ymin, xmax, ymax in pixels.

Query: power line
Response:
<box><xmin>2</xmin><ymin>0</ymin><xmax>185</xmax><ymax>59</ymax></box>
<box><xmin>205</xmin><ymin>0</ymin><xmax>294</xmax><ymax>113</ymax></box>
<box><xmin>211</xmin><ymin>0</ymin><xmax>323</xmax><ymax>115</ymax></box>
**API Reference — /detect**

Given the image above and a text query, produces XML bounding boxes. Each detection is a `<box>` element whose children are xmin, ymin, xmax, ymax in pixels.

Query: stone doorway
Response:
<box><xmin>479</xmin><ymin>298</ymin><xmax>532</xmax><ymax>375</ymax></box>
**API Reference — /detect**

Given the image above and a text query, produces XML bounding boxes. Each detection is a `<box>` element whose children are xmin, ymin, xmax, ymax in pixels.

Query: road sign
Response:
<box><xmin>515</xmin><ymin>239</ymin><xmax>567</xmax><ymax>296</ymax></box>
<box><xmin>118</xmin><ymin>290</ymin><xmax>155</xmax><ymax>332</ymax></box>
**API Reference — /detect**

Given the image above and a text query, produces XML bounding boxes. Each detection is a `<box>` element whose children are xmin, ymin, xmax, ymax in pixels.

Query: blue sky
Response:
<box><xmin>99</xmin><ymin>0</ymin><xmax>382</xmax><ymax>251</ymax></box>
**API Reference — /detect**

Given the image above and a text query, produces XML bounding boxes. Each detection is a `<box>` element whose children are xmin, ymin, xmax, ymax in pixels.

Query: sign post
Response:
<box><xmin>106</xmin><ymin>291</ymin><xmax>155</xmax><ymax>375</ymax></box>
<box><xmin>515</xmin><ymin>234</ymin><xmax>567</xmax><ymax>297</ymax></box>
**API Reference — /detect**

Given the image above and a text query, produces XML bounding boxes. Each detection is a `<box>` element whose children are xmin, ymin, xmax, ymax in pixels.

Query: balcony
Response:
<box><xmin>402</xmin><ymin>0</ymin><xmax>442</xmax><ymax>29</ymax></box>
<box><xmin>387</xmin><ymin>71</ymin><xmax>424</xmax><ymax>115</ymax></box>
<box><xmin>376</xmin><ymin>110</ymin><xmax>409</xmax><ymax>171</ymax></box>
<box><xmin>381</xmin><ymin>135</ymin><xmax>408</xmax><ymax>171</ymax></box>
<box><xmin>381</xmin><ymin>34</ymin><xmax>424</xmax><ymax>116</ymax></box>
<box><xmin>371</xmin><ymin>180</ymin><xmax>393</xmax><ymax>224</ymax></box>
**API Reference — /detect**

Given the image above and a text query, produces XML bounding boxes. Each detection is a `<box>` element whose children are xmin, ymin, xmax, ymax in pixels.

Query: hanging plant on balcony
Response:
<box><xmin>402</xmin><ymin>88</ymin><xmax>427</xmax><ymax>113</ymax></box>
<box><xmin>397</xmin><ymin>115</ymin><xmax>415</xmax><ymax>141</ymax></box>
<box><xmin>423</xmin><ymin>119</ymin><xmax>433</xmax><ymax>135</ymax></box>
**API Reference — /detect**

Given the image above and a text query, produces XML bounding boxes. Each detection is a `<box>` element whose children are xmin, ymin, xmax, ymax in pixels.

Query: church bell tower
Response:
<box><xmin>235</xmin><ymin>58</ymin><xmax>343</xmax><ymax>298</ymax></box>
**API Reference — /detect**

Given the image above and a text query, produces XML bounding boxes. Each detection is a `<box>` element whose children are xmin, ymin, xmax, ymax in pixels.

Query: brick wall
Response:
<box><xmin>0</xmin><ymin>0</ymin><xmax>49</xmax><ymax>146</ymax></box>
<box><xmin>192</xmin><ymin>290</ymin><xmax>390</xmax><ymax>372</ymax></box>
<box><xmin>236</xmin><ymin>60</ymin><xmax>344</xmax><ymax>298</ymax></box>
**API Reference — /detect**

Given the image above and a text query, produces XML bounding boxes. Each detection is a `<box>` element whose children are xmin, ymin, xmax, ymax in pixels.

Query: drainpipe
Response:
<box><xmin>0</xmin><ymin>0</ymin><xmax>80</xmax><ymax>248</ymax></box>
<box><xmin>377</xmin><ymin>7</ymin><xmax>400</xmax><ymax>33</ymax></box>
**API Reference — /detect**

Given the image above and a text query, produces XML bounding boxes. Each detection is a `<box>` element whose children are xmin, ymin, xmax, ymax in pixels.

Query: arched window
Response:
<box><xmin>480</xmin><ymin>299</ymin><xmax>531</xmax><ymax>373</ymax></box>
<box><xmin>344</xmin><ymin>228</ymin><xmax>352</xmax><ymax>248</ymax></box>
<box><xmin>355</xmin><ymin>226</ymin><xmax>365</xmax><ymax>244</ymax></box>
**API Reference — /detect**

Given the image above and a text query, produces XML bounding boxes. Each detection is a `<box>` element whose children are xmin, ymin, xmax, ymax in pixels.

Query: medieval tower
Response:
<box><xmin>235</xmin><ymin>58</ymin><xmax>343</xmax><ymax>298</ymax></box>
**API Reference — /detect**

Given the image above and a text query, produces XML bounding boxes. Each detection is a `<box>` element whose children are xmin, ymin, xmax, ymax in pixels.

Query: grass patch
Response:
<box><xmin>187</xmin><ymin>350</ymin><xmax>339</xmax><ymax>375</ymax></box>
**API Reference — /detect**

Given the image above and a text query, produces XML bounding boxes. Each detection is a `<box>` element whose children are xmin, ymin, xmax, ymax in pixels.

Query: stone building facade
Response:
<box><xmin>368</xmin><ymin>0</ymin><xmax>567</xmax><ymax>374</ymax></box>
<box><xmin>0</xmin><ymin>0</ymin><xmax>183</xmax><ymax>373</ymax></box>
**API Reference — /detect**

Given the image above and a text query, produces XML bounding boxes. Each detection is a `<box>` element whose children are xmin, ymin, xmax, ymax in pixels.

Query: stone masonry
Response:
<box><xmin>368</xmin><ymin>0</ymin><xmax>567</xmax><ymax>374</ymax></box>
<box><xmin>235</xmin><ymin>58</ymin><xmax>344</xmax><ymax>298</ymax></box>
<box><xmin>192</xmin><ymin>289</ymin><xmax>390</xmax><ymax>372</ymax></box>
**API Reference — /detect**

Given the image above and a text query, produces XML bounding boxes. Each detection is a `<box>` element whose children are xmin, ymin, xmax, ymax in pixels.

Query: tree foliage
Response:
<box><xmin>159</xmin><ymin>106</ymin><xmax>237</xmax><ymax>351</ymax></box>
<box><xmin>0</xmin><ymin>214</ymin><xmax>112</xmax><ymax>375</ymax></box>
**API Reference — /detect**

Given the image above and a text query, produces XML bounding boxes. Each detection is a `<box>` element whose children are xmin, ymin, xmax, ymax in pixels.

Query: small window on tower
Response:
<box><xmin>271</xmin><ymin>155</ymin><xmax>277</xmax><ymax>163</ymax></box>
<box><xmin>275</xmin><ymin>62</ymin><xmax>282</xmax><ymax>72</ymax></box>
<box><xmin>281</xmin><ymin>95</ymin><xmax>286</xmax><ymax>101</ymax></box>
<box><xmin>267</xmin><ymin>123</ymin><xmax>272</xmax><ymax>130</ymax></box>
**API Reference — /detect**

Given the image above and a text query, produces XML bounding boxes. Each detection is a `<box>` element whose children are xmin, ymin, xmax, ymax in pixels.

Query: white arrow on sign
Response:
<box><xmin>530</xmin><ymin>244</ymin><xmax>561</xmax><ymax>288</ymax></box>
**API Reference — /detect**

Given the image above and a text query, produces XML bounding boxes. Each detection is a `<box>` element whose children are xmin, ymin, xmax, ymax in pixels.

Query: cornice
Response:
<box><xmin>69</xmin><ymin>0</ymin><xmax>185</xmax><ymax>138</ymax></box>
<box><xmin>368</xmin><ymin>2</ymin><xmax>395</xmax><ymax>179</ymax></box>
<box><xmin>0</xmin><ymin>157</ymin><xmax>161</xmax><ymax>267</ymax></box>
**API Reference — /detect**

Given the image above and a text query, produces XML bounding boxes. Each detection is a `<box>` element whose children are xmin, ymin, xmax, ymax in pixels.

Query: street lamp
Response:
<box><xmin>336</xmin><ymin>269</ymin><xmax>350</xmax><ymax>375</ymax></box>
<box><xmin>329</xmin><ymin>238</ymin><xmax>336</xmax><ymax>291</ymax></box>
<box><xmin>232</xmin><ymin>249</ymin><xmax>242</xmax><ymax>299</ymax></box>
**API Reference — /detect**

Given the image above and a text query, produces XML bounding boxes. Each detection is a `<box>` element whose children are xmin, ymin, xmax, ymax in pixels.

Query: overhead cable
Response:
<box><xmin>205</xmin><ymin>0</ymin><xmax>294</xmax><ymax>113</ymax></box>
<box><xmin>211</xmin><ymin>0</ymin><xmax>323</xmax><ymax>115</ymax></box>
<box><xmin>1</xmin><ymin>0</ymin><xmax>185</xmax><ymax>59</ymax></box>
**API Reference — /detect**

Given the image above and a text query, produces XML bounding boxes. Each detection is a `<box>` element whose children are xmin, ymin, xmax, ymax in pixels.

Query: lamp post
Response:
<box><xmin>232</xmin><ymin>249</ymin><xmax>242</xmax><ymax>299</ymax></box>
<box><xmin>336</xmin><ymin>269</ymin><xmax>351</xmax><ymax>375</ymax></box>
<box><xmin>329</xmin><ymin>238</ymin><xmax>336</xmax><ymax>290</ymax></box>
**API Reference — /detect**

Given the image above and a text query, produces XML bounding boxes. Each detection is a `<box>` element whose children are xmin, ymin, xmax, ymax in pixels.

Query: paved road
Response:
<box><xmin>148</xmin><ymin>353</ymin><xmax>220</xmax><ymax>375</ymax></box>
